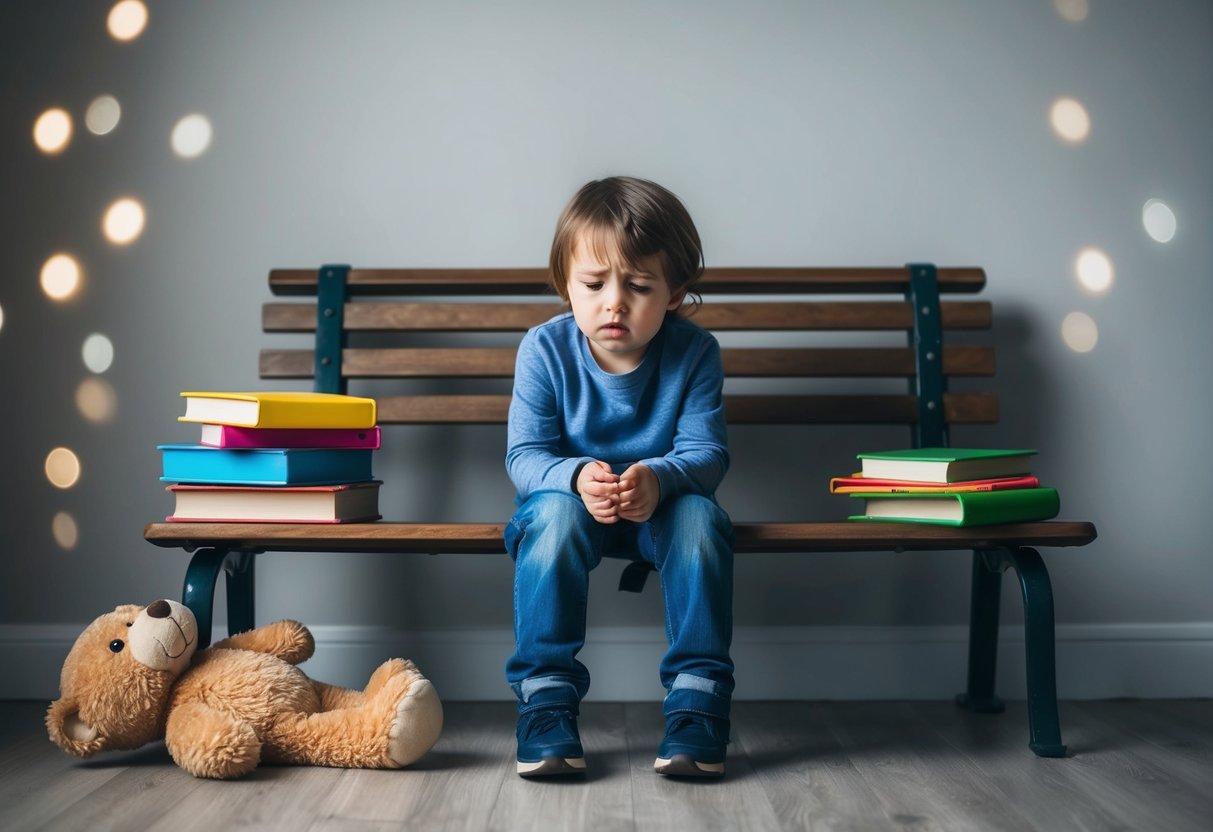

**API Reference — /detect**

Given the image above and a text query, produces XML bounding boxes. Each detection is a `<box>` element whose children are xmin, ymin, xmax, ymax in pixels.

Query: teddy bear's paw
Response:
<box><xmin>166</xmin><ymin>704</ymin><xmax>262</xmax><ymax>779</ymax></box>
<box><xmin>364</xmin><ymin>658</ymin><xmax>411</xmax><ymax>699</ymax></box>
<box><xmin>386</xmin><ymin>676</ymin><xmax>443</xmax><ymax>767</ymax></box>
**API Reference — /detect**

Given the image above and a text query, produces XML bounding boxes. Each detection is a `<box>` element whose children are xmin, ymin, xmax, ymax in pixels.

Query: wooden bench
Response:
<box><xmin>145</xmin><ymin>263</ymin><xmax>1097</xmax><ymax>757</ymax></box>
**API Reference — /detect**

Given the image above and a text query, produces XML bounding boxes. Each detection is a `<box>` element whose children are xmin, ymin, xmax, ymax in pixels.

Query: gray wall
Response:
<box><xmin>3</xmin><ymin>1</ymin><xmax>1210</xmax><ymax>699</ymax></box>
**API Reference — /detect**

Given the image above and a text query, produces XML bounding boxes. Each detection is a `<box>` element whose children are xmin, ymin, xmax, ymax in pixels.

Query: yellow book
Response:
<box><xmin>178</xmin><ymin>392</ymin><xmax>377</xmax><ymax>429</ymax></box>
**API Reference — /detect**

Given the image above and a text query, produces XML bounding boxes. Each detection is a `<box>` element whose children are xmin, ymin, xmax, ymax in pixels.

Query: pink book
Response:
<box><xmin>199</xmin><ymin>424</ymin><xmax>381</xmax><ymax>449</ymax></box>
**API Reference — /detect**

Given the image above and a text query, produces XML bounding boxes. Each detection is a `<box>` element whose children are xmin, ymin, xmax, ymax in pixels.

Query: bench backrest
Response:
<box><xmin>260</xmin><ymin>264</ymin><xmax>994</xmax><ymax>449</ymax></box>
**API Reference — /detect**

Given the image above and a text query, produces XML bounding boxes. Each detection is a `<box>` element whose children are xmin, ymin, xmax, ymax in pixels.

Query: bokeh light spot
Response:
<box><xmin>1053</xmin><ymin>0</ymin><xmax>1089</xmax><ymax>23</ymax></box>
<box><xmin>53</xmin><ymin>512</ymin><xmax>79</xmax><ymax>550</ymax></box>
<box><xmin>85</xmin><ymin>95</ymin><xmax>122</xmax><ymax>135</ymax></box>
<box><xmin>1050</xmin><ymin>97</ymin><xmax>1091</xmax><ymax>144</ymax></box>
<box><xmin>0</xmin><ymin>303</ymin><xmax>5</xmax><ymax>334</ymax></box>
<box><xmin>1075</xmin><ymin>248</ymin><xmax>1114</xmax><ymax>294</ymax></box>
<box><xmin>103</xmin><ymin>197</ymin><xmax>145</xmax><ymax>245</ymax></box>
<box><xmin>108</xmin><ymin>1</ymin><xmax>148</xmax><ymax>41</ymax></box>
<box><xmin>1142</xmin><ymin>199</ymin><xmax>1177</xmax><ymax>243</ymax></box>
<box><xmin>1061</xmin><ymin>312</ymin><xmax>1099</xmax><ymax>353</ymax></box>
<box><xmin>45</xmin><ymin>447</ymin><xmax>82</xmax><ymax>489</ymax></box>
<box><xmin>171</xmin><ymin>114</ymin><xmax>213</xmax><ymax>158</ymax></box>
<box><xmin>77</xmin><ymin>377</ymin><xmax>119</xmax><ymax>423</ymax></box>
<box><xmin>83</xmin><ymin>333</ymin><xmax>115</xmax><ymax>373</ymax></box>
<box><xmin>34</xmin><ymin>108</ymin><xmax>73</xmax><ymax>155</ymax></box>
<box><xmin>41</xmin><ymin>254</ymin><xmax>83</xmax><ymax>301</ymax></box>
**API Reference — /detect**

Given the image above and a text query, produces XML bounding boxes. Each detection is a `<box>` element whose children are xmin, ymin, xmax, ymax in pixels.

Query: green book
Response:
<box><xmin>856</xmin><ymin>447</ymin><xmax>1037</xmax><ymax>483</ymax></box>
<box><xmin>849</xmin><ymin>487</ymin><xmax>1060</xmax><ymax>527</ymax></box>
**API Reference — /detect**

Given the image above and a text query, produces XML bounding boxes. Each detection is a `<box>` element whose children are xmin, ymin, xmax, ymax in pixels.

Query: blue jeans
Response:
<box><xmin>505</xmin><ymin>490</ymin><xmax>735</xmax><ymax>719</ymax></box>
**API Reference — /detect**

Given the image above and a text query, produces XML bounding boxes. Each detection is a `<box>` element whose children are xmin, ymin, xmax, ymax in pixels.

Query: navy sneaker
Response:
<box><xmin>516</xmin><ymin>705</ymin><xmax>585</xmax><ymax>777</ymax></box>
<box><xmin>654</xmin><ymin>713</ymin><xmax>729</xmax><ymax>777</ymax></box>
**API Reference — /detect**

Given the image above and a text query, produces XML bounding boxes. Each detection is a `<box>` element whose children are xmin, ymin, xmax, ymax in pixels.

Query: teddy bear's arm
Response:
<box><xmin>210</xmin><ymin>619</ymin><xmax>314</xmax><ymax>665</ymax></box>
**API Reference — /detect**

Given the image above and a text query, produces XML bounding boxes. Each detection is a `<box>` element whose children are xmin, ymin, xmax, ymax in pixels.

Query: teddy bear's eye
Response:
<box><xmin>109</xmin><ymin>639</ymin><xmax>125</xmax><ymax>653</ymax></box>
<box><xmin>126</xmin><ymin>622</ymin><xmax>132</xmax><ymax>627</ymax></box>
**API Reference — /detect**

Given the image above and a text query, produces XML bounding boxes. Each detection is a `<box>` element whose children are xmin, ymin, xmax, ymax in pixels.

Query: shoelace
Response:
<box><xmin>521</xmin><ymin>708</ymin><xmax>576</xmax><ymax>739</ymax></box>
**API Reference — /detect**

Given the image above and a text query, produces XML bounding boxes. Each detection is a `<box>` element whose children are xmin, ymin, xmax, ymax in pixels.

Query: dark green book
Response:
<box><xmin>856</xmin><ymin>447</ymin><xmax>1037</xmax><ymax>483</ymax></box>
<box><xmin>849</xmin><ymin>487</ymin><xmax>1060</xmax><ymax>527</ymax></box>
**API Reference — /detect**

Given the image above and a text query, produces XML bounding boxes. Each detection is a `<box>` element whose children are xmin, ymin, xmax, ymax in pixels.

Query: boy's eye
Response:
<box><xmin>628</xmin><ymin>283</ymin><xmax>652</xmax><ymax>294</ymax></box>
<box><xmin>582</xmin><ymin>282</ymin><xmax>603</xmax><ymax>291</ymax></box>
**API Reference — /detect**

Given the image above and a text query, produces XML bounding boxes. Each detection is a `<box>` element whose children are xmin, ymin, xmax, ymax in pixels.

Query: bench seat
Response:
<box><xmin>145</xmin><ymin>520</ymin><xmax>1096</xmax><ymax>555</ymax></box>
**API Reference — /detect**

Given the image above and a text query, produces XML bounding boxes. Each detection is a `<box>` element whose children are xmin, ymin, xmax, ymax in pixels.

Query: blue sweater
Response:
<box><xmin>506</xmin><ymin>311</ymin><xmax>729</xmax><ymax>502</ymax></box>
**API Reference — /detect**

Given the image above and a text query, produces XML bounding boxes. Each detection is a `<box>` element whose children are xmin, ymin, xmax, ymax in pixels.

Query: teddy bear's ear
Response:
<box><xmin>46</xmin><ymin>697</ymin><xmax>103</xmax><ymax>757</ymax></box>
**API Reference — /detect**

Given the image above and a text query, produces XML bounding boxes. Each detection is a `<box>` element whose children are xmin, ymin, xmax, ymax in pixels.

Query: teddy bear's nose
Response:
<box><xmin>146</xmin><ymin>600</ymin><xmax>172</xmax><ymax>619</ymax></box>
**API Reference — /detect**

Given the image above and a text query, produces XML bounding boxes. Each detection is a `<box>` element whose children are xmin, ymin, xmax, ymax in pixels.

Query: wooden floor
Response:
<box><xmin>3</xmin><ymin>698</ymin><xmax>1212</xmax><ymax>831</ymax></box>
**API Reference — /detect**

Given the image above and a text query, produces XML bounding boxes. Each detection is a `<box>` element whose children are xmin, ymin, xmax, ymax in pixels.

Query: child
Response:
<box><xmin>504</xmin><ymin>176</ymin><xmax>734</xmax><ymax>778</ymax></box>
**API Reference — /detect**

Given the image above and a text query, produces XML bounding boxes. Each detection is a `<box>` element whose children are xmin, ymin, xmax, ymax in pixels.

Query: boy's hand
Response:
<box><xmin>577</xmin><ymin>460</ymin><xmax>622</xmax><ymax>524</ymax></box>
<box><xmin>618</xmin><ymin>463</ymin><xmax>659</xmax><ymax>523</ymax></box>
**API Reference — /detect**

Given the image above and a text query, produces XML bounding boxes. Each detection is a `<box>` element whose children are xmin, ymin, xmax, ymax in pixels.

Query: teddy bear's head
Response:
<box><xmin>47</xmin><ymin>599</ymin><xmax>199</xmax><ymax>758</ymax></box>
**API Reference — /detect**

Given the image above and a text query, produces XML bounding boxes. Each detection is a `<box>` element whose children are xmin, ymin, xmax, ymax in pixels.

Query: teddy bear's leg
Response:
<box><xmin>264</xmin><ymin>666</ymin><xmax>442</xmax><ymax>769</ymax></box>
<box><xmin>312</xmin><ymin>680</ymin><xmax>364</xmax><ymax>711</ymax></box>
<box><xmin>165</xmin><ymin>701</ymin><xmax>261</xmax><ymax>779</ymax></box>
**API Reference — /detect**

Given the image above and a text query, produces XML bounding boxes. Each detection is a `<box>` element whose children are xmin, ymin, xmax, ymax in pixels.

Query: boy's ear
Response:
<box><xmin>667</xmin><ymin>286</ymin><xmax>688</xmax><ymax>311</ymax></box>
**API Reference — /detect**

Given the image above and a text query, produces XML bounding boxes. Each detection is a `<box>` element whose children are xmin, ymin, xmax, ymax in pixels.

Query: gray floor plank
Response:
<box><xmin>3</xmin><ymin>699</ymin><xmax>1213</xmax><ymax>832</ymax></box>
<box><xmin>820</xmin><ymin>701</ymin><xmax>1040</xmax><ymax>832</ymax></box>
<box><xmin>731</xmin><ymin>700</ymin><xmax>901</xmax><ymax>832</ymax></box>
<box><xmin>911</xmin><ymin>700</ymin><xmax>1134</xmax><ymax>832</ymax></box>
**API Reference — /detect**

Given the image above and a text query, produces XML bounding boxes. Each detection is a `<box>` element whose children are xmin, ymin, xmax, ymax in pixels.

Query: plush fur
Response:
<box><xmin>47</xmin><ymin>600</ymin><xmax>443</xmax><ymax>779</ymax></box>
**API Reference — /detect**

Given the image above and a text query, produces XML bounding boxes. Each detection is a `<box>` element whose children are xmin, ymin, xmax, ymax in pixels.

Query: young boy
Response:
<box><xmin>504</xmin><ymin>176</ymin><xmax>734</xmax><ymax>778</ymax></box>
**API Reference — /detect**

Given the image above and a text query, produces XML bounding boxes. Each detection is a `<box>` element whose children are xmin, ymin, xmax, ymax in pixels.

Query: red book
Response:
<box><xmin>829</xmin><ymin>474</ymin><xmax>1040</xmax><ymax>494</ymax></box>
<box><xmin>199</xmin><ymin>424</ymin><xmax>381</xmax><ymax>449</ymax></box>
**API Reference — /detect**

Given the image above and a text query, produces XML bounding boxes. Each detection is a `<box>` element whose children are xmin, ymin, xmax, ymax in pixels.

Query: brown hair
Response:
<box><xmin>548</xmin><ymin>176</ymin><xmax>705</xmax><ymax>310</ymax></box>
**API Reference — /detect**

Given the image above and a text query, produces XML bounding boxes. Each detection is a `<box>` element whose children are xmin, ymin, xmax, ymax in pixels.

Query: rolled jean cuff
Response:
<box><xmin>512</xmin><ymin>676</ymin><xmax>581</xmax><ymax>714</ymax></box>
<box><xmin>663</xmin><ymin>673</ymin><xmax>731</xmax><ymax>719</ymax></box>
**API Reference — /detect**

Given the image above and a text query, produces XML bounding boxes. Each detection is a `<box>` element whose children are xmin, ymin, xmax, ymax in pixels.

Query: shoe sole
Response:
<box><xmin>654</xmin><ymin>753</ymin><xmax>725</xmax><ymax>777</ymax></box>
<box><xmin>517</xmin><ymin>756</ymin><xmax>587</xmax><ymax>777</ymax></box>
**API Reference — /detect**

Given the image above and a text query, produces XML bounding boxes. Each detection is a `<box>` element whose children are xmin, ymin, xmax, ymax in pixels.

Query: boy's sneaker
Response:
<box><xmin>654</xmin><ymin>713</ymin><xmax>729</xmax><ymax>777</ymax></box>
<box><xmin>516</xmin><ymin>705</ymin><xmax>585</xmax><ymax>777</ymax></box>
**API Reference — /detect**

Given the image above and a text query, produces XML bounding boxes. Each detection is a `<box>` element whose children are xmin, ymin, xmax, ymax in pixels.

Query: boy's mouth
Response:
<box><xmin>600</xmin><ymin>322</ymin><xmax>629</xmax><ymax>336</ymax></box>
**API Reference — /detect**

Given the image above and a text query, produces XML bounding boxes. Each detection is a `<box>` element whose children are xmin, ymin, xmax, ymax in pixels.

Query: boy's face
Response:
<box><xmin>566</xmin><ymin>233</ymin><xmax>685</xmax><ymax>374</ymax></box>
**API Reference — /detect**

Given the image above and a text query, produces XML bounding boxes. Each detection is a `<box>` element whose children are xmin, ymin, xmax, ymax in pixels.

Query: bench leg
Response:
<box><xmin>1008</xmin><ymin>546</ymin><xmax>1066</xmax><ymax>758</ymax></box>
<box><xmin>225</xmin><ymin>551</ymin><xmax>256</xmax><ymax>636</ymax></box>
<box><xmin>182</xmin><ymin>547</ymin><xmax>231</xmax><ymax>650</ymax></box>
<box><xmin>181</xmin><ymin>548</ymin><xmax>257</xmax><ymax>648</ymax></box>
<box><xmin>955</xmin><ymin>549</ymin><xmax>1006</xmax><ymax>714</ymax></box>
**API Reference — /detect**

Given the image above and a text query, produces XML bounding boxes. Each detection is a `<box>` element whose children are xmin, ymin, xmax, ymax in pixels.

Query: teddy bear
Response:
<box><xmin>47</xmin><ymin>599</ymin><xmax>443</xmax><ymax>779</ymax></box>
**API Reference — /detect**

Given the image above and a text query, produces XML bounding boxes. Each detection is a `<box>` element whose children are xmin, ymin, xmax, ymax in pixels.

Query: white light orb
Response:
<box><xmin>171</xmin><ymin>114</ymin><xmax>213</xmax><ymax>159</ymax></box>
<box><xmin>34</xmin><ymin>108</ymin><xmax>73</xmax><ymax>155</ymax></box>
<box><xmin>108</xmin><ymin>1</ymin><xmax>148</xmax><ymax>41</ymax></box>
<box><xmin>1050</xmin><ymin>97</ymin><xmax>1091</xmax><ymax>144</ymax></box>
<box><xmin>1074</xmin><ymin>248</ymin><xmax>1114</xmax><ymax>294</ymax></box>
<box><xmin>1061</xmin><ymin>312</ymin><xmax>1099</xmax><ymax>353</ymax></box>
<box><xmin>45</xmin><ymin>447</ymin><xmax>82</xmax><ymax>489</ymax></box>
<box><xmin>1142</xmin><ymin>199</ymin><xmax>1177</xmax><ymax>243</ymax></box>
<box><xmin>0</xmin><ymin>303</ymin><xmax>4</xmax><ymax>333</ymax></box>
<box><xmin>85</xmin><ymin>95</ymin><xmax>122</xmax><ymax>135</ymax></box>
<box><xmin>41</xmin><ymin>254</ymin><xmax>83</xmax><ymax>301</ymax></box>
<box><xmin>103</xmin><ymin>197</ymin><xmax>145</xmax><ymax>244</ymax></box>
<box><xmin>83</xmin><ymin>333</ymin><xmax>115</xmax><ymax>373</ymax></box>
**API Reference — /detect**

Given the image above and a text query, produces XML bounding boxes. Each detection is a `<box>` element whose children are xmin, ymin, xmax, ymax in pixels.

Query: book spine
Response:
<box><xmin>204</xmin><ymin>425</ymin><xmax>381</xmax><ymax>449</ymax></box>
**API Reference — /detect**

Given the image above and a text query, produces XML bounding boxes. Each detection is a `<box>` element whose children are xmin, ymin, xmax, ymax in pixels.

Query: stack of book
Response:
<box><xmin>833</xmin><ymin>448</ymin><xmax>1060</xmax><ymax>526</ymax></box>
<box><xmin>158</xmin><ymin>391</ymin><xmax>383</xmax><ymax>523</ymax></box>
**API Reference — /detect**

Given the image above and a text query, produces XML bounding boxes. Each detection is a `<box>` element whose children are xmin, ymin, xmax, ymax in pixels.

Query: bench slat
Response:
<box><xmin>269</xmin><ymin>267</ymin><xmax>986</xmax><ymax>296</ymax></box>
<box><xmin>262</xmin><ymin>300</ymin><xmax>993</xmax><ymax>333</ymax></box>
<box><xmin>367</xmin><ymin>393</ymin><xmax>997</xmax><ymax>424</ymax></box>
<box><xmin>143</xmin><ymin>520</ymin><xmax>1096</xmax><ymax>553</ymax></box>
<box><xmin>260</xmin><ymin>346</ymin><xmax>995</xmax><ymax>379</ymax></box>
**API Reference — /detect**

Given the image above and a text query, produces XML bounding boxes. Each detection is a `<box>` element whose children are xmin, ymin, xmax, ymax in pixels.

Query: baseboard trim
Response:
<box><xmin>7</xmin><ymin>622</ymin><xmax>1213</xmax><ymax>701</ymax></box>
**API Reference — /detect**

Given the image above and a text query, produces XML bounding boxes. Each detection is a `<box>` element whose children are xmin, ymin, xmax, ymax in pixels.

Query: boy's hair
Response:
<box><xmin>548</xmin><ymin>176</ymin><xmax>705</xmax><ymax>309</ymax></box>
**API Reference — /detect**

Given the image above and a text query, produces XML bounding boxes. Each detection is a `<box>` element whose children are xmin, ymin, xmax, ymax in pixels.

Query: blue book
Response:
<box><xmin>158</xmin><ymin>444</ymin><xmax>374</xmax><ymax>486</ymax></box>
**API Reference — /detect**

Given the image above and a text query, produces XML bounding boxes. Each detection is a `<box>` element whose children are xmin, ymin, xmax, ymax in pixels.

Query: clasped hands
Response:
<box><xmin>576</xmin><ymin>460</ymin><xmax>659</xmax><ymax>524</ymax></box>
